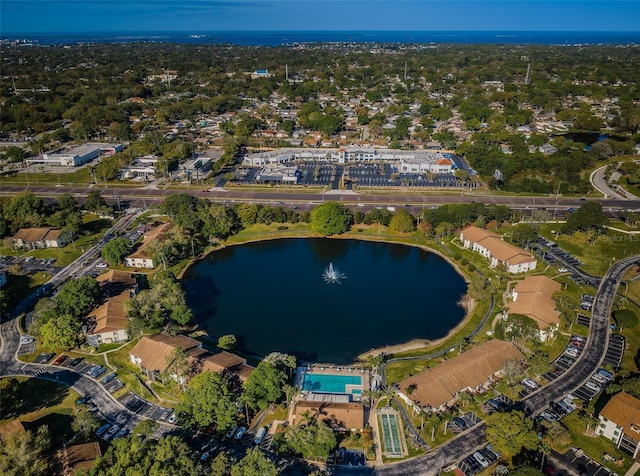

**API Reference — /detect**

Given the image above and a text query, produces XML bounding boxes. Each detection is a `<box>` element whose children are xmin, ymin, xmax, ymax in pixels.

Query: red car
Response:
<box><xmin>52</xmin><ymin>355</ymin><xmax>68</xmax><ymax>366</ymax></box>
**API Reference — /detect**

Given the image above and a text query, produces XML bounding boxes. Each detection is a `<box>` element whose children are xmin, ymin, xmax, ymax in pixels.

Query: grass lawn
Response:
<box><xmin>0</xmin><ymin>377</ymin><xmax>87</xmax><ymax>448</ymax></box>
<box><xmin>105</xmin><ymin>339</ymin><xmax>159</xmax><ymax>403</ymax></box>
<box><xmin>562</xmin><ymin>412</ymin><xmax>633</xmax><ymax>474</ymax></box>
<box><xmin>261</xmin><ymin>405</ymin><xmax>289</xmax><ymax>427</ymax></box>
<box><xmin>2</xmin><ymin>271</ymin><xmax>51</xmax><ymax>315</ymax></box>
<box><xmin>537</xmin><ymin>224</ymin><xmax>640</xmax><ymax>277</ymax></box>
<box><xmin>0</xmin><ymin>167</ymin><xmax>93</xmax><ymax>185</ymax></box>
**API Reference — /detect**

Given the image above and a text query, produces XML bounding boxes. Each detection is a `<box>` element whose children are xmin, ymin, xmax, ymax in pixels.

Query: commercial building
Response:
<box><xmin>507</xmin><ymin>276</ymin><xmax>561</xmax><ymax>341</ymax></box>
<box><xmin>598</xmin><ymin>392</ymin><xmax>640</xmax><ymax>458</ymax></box>
<box><xmin>397</xmin><ymin>340</ymin><xmax>524</xmax><ymax>412</ymax></box>
<box><xmin>460</xmin><ymin>226</ymin><xmax>537</xmax><ymax>273</ymax></box>
<box><xmin>27</xmin><ymin>143</ymin><xmax>123</xmax><ymax>167</ymax></box>
<box><xmin>12</xmin><ymin>227</ymin><xmax>67</xmax><ymax>249</ymax></box>
<box><xmin>255</xmin><ymin>165</ymin><xmax>299</xmax><ymax>183</ymax></box>
<box><xmin>242</xmin><ymin>147</ymin><xmax>453</xmax><ymax>173</ymax></box>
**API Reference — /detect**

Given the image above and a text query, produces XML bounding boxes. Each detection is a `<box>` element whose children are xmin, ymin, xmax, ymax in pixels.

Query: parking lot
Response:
<box><xmin>448</xmin><ymin>411</ymin><xmax>481</xmax><ymax>434</ymax></box>
<box><xmin>457</xmin><ymin>444</ymin><xmax>502</xmax><ymax>475</ymax></box>
<box><xmin>233</xmin><ymin>159</ymin><xmax>482</xmax><ymax>189</ymax></box>
<box><xmin>547</xmin><ymin>446</ymin><xmax>618</xmax><ymax>476</ymax></box>
<box><xmin>1</xmin><ymin>255</ymin><xmax>62</xmax><ymax>277</ymax></box>
<box><xmin>118</xmin><ymin>391</ymin><xmax>173</xmax><ymax>422</ymax></box>
<box><xmin>602</xmin><ymin>333</ymin><xmax>624</xmax><ymax>369</ymax></box>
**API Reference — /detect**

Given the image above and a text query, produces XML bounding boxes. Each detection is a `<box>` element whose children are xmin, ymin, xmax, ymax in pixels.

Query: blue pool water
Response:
<box><xmin>302</xmin><ymin>373</ymin><xmax>362</xmax><ymax>394</ymax></box>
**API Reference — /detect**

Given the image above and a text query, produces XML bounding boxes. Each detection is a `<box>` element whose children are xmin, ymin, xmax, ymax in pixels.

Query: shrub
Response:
<box><xmin>461</xmin><ymin>258</ymin><xmax>468</xmax><ymax>266</ymax></box>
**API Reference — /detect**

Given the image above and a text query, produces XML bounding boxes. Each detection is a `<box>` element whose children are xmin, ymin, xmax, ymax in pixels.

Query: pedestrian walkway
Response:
<box><xmin>624</xmin><ymin>460</ymin><xmax>640</xmax><ymax>476</ymax></box>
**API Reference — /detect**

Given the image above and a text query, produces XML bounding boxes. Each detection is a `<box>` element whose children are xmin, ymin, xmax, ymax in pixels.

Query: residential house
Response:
<box><xmin>460</xmin><ymin>226</ymin><xmax>537</xmax><ymax>273</ymax></box>
<box><xmin>129</xmin><ymin>333</ymin><xmax>253</xmax><ymax>383</ymax></box>
<box><xmin>598</xmin><ymin>392</ymin><xmax>640</xmax><ymax>458</ymax></box>
<box><xmin>397</xmin><ymin>340</ymin><xmax>524</xmax><ymax>412</ymax></box>
<box><xmin>85</xmin><ymin>270</ymin><xmax>138</xmax><ymax>346</ymax></box>
<box><xmin>125</xmin><ymin>222</ymin><xmax>172</xmax><ymax>269</ymax></box>
<box><xmin>13</xmin><ymin>227</ymin><xmax>68</xmax><ymax>249</ymax></box>
<box><xmin>507</xmin><ymin>276</ymin><xmax>561</xmax><ymax>341</ymax></box>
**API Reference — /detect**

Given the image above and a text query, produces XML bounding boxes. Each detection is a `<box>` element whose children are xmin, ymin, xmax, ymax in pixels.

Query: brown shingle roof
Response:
<box><xmin>130</xmin><ymin>333</ymin><xmax>201</xmax><ymax>373</ymax></box>
<box><xmin>96</xmin><ymin>270</ymin><xmax>137</xmax><ymax>287</ymax></box>
<box><xmin>127</xmin><ymin>223</ymin><xmax>172</xmax><ymax>262</ymax></box>
<box><xmin>461</xmin><ymin>226</ymin><xmax>535</xmax><ymax>266</ymax></box>
<box><xmin>398</xmin><ymin>340</ymin><xmax>524</xmax><ymax>409</ymax></box>
<box><xmin>293</xmin><ymin>400</ymin><xmax>364</xmax><ymax>430</ymax></box>
<box><xmin>13</xmin><ymin>227</ymin><xmax>61</xmax><ymax>243</ymax></box>
<box><xmin>89</xmin><ymin>289</ymin><xmax>130</xmax><ymax>334</ymax></box>
<box><xmin>201</xmin><ymin>351</ymin><xmax>246</xmax><ymax>373</ymax></box>
<box><xmin>514</xmin><ymin>276</ymin><xmax>561</xmax><ymax>298</ymax></box>
<box><xmin>600</xmin><ymin>392</ymin><xmax>640</xmax><ymax>440</ymax></box>
<box><xmin>508</xmin><ymin>294</ymin><xmax>559</xmax><ymax>329</ymax></box>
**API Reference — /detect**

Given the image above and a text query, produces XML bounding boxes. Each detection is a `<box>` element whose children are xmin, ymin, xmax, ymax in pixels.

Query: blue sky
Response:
<box><xmin>2</xmin><ymin>1</ymin><xmax>639</xmax><ymax>34</ymax></box>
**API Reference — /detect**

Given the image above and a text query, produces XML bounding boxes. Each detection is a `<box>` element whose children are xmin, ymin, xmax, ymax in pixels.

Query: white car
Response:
<box><xmin>473</xmin><ymin>451</ymin><xmax>489</xmax><ymax>468</ymax></box>
<box><xmin>585</xmin><ymin>381</ymin><xmax>602</xmax><ymax>393</ymax></box>
<box><xmin>96</xmin><ymin>262</ymin><xmax>108</xmax><ymax>268</ymax></box>
<box><xmin>20</xmin><ymin>335</ymin><xmax>35</xmax><ymax>345</ymax></box>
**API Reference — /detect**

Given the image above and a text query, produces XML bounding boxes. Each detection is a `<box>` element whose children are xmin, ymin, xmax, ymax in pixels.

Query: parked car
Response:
<box><xmin>69</xmin><ymin>357</ymin><xmax>83</xmax><ymax>367</ymax></box>
<box><xmin>234</xmin><ymin>427</ymin><xmax>247</xmax><ymax>440</ymax></box>
<box><xmin>114</xmin><ymin>428</ymin><xmax>128</xmax><ymax>439</ymax></box>
<box><xmin>103</xmin><ymin>373</ymin><xmax>117</xmax><ymax>383</ymax></box>
<box><xmin>597</xmin><ymin>368</ymin><xmax>613</xmax><ymax>381</ymax></box>
<box><xmin>52</xmin><ymin>355</ymin><xmax>67</xmax><ymax>366</ymax></box>
<box><xmin>254</xmin><ymin>426</ymin><xmax>267</xmax><ymax>445</ymax></box>
<box><xmin>540</xmin><ymin>411</ymin><xmax>557</xmax><ymax>422</ymax></box>
<box><xmin>585</xmin><ymin>381</ymin><xmax>602</xmax><ymax>393</ymax></box>
<box><xmin>104</xmin><ymin>425</ymin><xmax>120</xmax><ymax>440</ymax></box>
<box><xmin>453</xmin><ymin>417</ymin><xmax>468</xmax><ymax>430</ymax></box>
<box><xmin>225</xmin><ymin>425</ymin><xmax>238</xmax><ymax>439</ymax></box>
<box><xmin>96</xmin><ymin>424</ymin><xmax>111</xmax><ymax>437</ymax></box>
<box><xmin>473</xmin><ymin>451</ymin><xmax>489</xmax><ymax>468</ymax></box>
<box><xmin>522</xmin><ymin>378</ymin><xmax>538</xmax><ymax>390</ymax></box>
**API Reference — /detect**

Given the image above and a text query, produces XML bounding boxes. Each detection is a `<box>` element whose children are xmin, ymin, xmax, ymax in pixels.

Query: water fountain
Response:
<box><xmin>322</xmin><ymin>262</ymin><xmax>346</xmax><ymax>284</ymax></box>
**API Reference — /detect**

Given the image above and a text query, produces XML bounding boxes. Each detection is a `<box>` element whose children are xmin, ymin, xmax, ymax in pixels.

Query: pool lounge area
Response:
<box><xmin>295</xmin><ymin>366</ymin><xmax>370</xmax><ymax>402</ymax></box>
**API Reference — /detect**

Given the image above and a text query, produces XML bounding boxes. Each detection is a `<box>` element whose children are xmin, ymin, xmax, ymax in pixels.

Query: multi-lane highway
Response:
<box><xmin>2</xmin><ymin>184</ymin><xmax>639</xmax><ymax>217</ymax></box>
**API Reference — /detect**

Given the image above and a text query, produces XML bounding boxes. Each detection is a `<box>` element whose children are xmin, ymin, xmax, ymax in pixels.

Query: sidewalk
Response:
<box><xmin>624</xmin><ymin>461</ymin><xmax>640</xmax><ymax>476</ymax></box>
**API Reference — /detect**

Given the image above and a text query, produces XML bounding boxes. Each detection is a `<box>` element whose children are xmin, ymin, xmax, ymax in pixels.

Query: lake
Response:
<box><xmin>182</xmin><ymin>238</ymin><xmax>468</xmax><ymax>364</ymax></box>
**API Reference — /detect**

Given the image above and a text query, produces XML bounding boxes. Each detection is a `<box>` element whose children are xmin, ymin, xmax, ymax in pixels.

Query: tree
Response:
<box><xmin>165</xmin><ymin>346</ymin><xmax>190</xmax><ymax>389</ymax></box>
<box><xmin>218</xmin><ymin>334</ymin><xmax>237</xmax><ymax>351</ymax></box>
<box><xmin>389</xmin><ymin>209</ymin><xmax>415</xmax><ymax>233</ymax></box>
<box><xmin>231</xmin><ymin>447</ymin><xmax>278</xmax><ymax>476</ymax></box>
<box><xmin>40</xmin><ymin>313</ymin><xmax>81</xmax><ymax>349</ymax></box>
<box><xmin>175</xmin><ymin>371</ymin><xmax>237</xmax><ymax>432</ymax></box>
<box><xmin>101</xmin><ymin>237</ymin><xmax>132</xmax><ymax>265</ymax></box>
<box><xmin>310</xmin><ymin>202</ymin><xmax>351</xmax><ymax>236</ymax></box>
<box><xmin>55</xmin><ymin>276</ymin><xmax>102</xmax><ymax>319</ymax></box>
<box><xmin>200</xmin><ymin>203</ymin><xmax>241</xmax><ymax>240</ymax></box>
<box><xmin>284</xmin><ymin>421</ymin><xmax>337</xmax><ymax>460</ymax></box>
<box><xmin>503</xmin><ymin>313</ymin><xmax>540</xmax><ymax>345</ymax></box>
<box><xmin>561</xmin><ymin>201</ymin><xmax>607</xmax><ymax>235</ymax></box>
<box><xmin>528</xmin><ymin>352</ymin><xmax>552</xmax><ymax>378</ymax></box>
<box><xmin>134</xmin><ymin>419</ymin><xmax>158</xmax><ymax>437</ymax></box>
<box><xmin>613</xmin><ymin>309</ymin><xmax>639</xmax><ymax>330</ymax></box>
<box><xmin>485</xmin><ymin>410</ymin><xmax>538</xmax><ymax>459</ymax></box>
<box><xmin>242</xmin><ymin>360</ymin><xmax>288</xmax><ymax>410</ymax></box>
<box><xmin>85</xmin><ymin>190</ymin><xmax>109</xmax><ymax>214</ymax></box>
<box><xmin>210</xmin><ymin>452</ymin><xmax>232</xmax><ymax>476</ymax></box>
<box><xmin>50</xmin><ymin>193</ymin><xmax>83</xmax><ymax>236</ymax></box>
<box><xmin>511</xmin><ymin>224</ymin><xmax>538</xmax><ymax>248</ymax></box>
<box><xmin>72</xmin><ymin>409</ymin><xmax>100</xmax><ymax>437</ymax></box>
<box><xmin>0</xmin><ymin>425</ymin><xmax>51</xmax><ymax>476</ymax></box>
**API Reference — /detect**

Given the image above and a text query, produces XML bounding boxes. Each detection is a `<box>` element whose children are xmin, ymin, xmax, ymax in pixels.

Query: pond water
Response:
<box><xmin>182</xmin><ymin>238</ymin><xmax>468</xmax><ymax>364</ymax></box>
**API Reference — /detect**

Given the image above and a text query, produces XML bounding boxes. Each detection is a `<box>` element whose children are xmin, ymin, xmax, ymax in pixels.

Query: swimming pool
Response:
<box><xmin>302</xmin><ymin>373</ymin><xmax>362</xmax><ymax>394</ymax></box>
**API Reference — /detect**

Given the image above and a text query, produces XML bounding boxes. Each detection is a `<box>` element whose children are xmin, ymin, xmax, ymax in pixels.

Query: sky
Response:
<box><xmin>2</xmin><ymin>0</ymin><xmax>639</xmax><ymax>35</ymax></box>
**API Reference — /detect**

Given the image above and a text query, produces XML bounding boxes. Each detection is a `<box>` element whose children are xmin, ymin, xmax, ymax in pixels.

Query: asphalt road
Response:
<box><xmin>1</xmin><ymin>184</ymin><xmax>639</xmax><ymax>216</ymax></box>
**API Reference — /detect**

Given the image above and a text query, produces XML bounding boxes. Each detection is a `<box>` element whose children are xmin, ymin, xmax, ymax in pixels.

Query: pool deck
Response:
<box><xmin>294</xmin><ymin>365</ymin><xmax>371</xmax><ymax>399</ymax></box>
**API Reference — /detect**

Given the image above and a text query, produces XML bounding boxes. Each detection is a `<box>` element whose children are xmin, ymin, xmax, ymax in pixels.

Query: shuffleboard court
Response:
<box><xmin>378</xmin><ymin>409</ymin><xmax>405</xmax><ymax>457</ymax></box>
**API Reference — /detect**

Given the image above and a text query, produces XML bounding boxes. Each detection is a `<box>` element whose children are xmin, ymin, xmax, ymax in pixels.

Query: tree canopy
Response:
<box><xmin>242</xmin><ymin>360</ymin><xmax>289</xmax><ymax>410</ymax></box>
<box><xmin>310</xmin><ymin>201</ymin><xmax>352</xmax><ymax>236</ymax></box>
<box><xmin>101</xmin><ymin>237</ymin><xmax>132</xmax><ymax>265</ymax></box>
<box><xmin>485</xmin><ymin>410</ymin><xmax>538</xmax><ymax>458</ymax></box>
<box><xmin>0</xmin><ymin>425</ymin><xmax>51</xmax><ymax>476</ymax></box>
<box><xmin>175</xmin><ymin>371</ymin><xmax>238</xmax><ymax>432</ymax></box>
<box><xmin>281</xmin><ymin>420</ymin><xmax>337</xmax><ymax>460</ymax></box>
